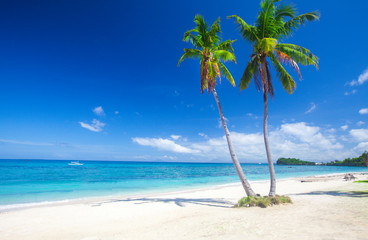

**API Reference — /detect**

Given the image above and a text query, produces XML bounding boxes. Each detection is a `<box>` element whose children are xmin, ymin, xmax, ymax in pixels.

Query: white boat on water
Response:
<box><xmin>68</xmin><ymin>161</ymin><xmax>83</xmax><ymax>166</ymax></box>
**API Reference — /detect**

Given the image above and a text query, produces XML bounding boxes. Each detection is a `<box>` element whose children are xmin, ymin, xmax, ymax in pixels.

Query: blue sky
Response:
<box><xmin>0</xmin><ymin>0</ymin><xmax>367</xmax><ymax>162</ymax></box>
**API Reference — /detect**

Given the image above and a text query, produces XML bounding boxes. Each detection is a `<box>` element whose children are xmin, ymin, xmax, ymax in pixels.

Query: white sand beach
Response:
<box><xmin>0</xmin><ymin>173</ymin><xmax>367</xmax><ymax>240</ymax></box>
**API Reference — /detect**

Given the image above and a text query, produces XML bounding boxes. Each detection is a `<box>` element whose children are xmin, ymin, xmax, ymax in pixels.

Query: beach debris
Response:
<box><xmin>343</xmin><ymin>173</ymin><xmax>356</xmax><ymax>181</ymax></box>
<box><xmin>300</xmin><ymin>180</ymin><xmax>312</xmax><ymax>183</ymax></box>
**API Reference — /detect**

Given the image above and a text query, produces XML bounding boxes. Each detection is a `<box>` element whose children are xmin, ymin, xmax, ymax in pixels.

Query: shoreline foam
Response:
<box><xmin>2</xmin><ymin>171</ymin><xmax>366</xmax><ymax>213</ymax></box>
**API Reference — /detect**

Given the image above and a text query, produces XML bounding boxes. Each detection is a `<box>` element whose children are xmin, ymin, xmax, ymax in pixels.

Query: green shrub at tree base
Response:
<box><xmin>235</xmin><ymin>195</ymin><xmax>292</xmax><ymax>208</ymax></box>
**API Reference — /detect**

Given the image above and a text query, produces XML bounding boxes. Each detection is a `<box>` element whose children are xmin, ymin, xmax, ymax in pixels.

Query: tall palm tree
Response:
<box><xmin>178</xmin><ymin>15</ymin><xmax>256</xmax><ymax>197</ymax></box>
<box><xmin>228</xmin><ymin>0</ymin><xmax>319</xmax><ymax>196</ymax></box>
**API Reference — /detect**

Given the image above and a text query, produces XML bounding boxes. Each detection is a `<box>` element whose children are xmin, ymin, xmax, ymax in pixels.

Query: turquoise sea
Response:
<box><xmin>1</xmin><ymin>160</ymin><xmax>367</xmax><ymax>208</ymax></box>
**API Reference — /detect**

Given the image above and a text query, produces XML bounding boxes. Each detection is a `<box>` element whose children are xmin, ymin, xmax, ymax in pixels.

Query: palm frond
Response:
<box><xmin>178</xmin><ymin>48</ymin><xmax>202</xmax><ymax>66</ymax></box>
<box><xmin>276</xmin><ymin>43</ymin><xmax>318</xmax><ymax>69</ymax></box>
<box><xmin>183</xmin><ymin>29</ymin><xmax>198</xmax><ymax>42</ymax></box>
<box><xmin>179</xmin><ymin>15</ymin><xmax>238</xmax><ymax>93</ymax></box>
<box><xmin>218</xmin><ymin>61</ymin><xmax>235</xmax><ymax>87</ymax></box>
<box><xmin>215</xmin><ymin>39</ymin><xmax>236</xmax><ymax>52</ymax></box>
<box><xmin>227</xmin><ymin>15</ymin><xmax>259</xmax><ymax>43</ymax></box>
<box><xmin>213</xmin><ymin>50</ymin><xmax>236</xmax><ymax>63</ymax></box>
<box><xmin>194</xmin><ymin>15</ymin><xmax>210</xmax><ymax>47</ymax></box>
<box><xmin>240</xmin><ymin>57</ymin><xmax>260</xmax><ymax>90</ymax></box>
<box><xmin>275</xmin><ymin>4</ymin><xmax>296</xmax><ymax>20</ymax></box>
<box><xmin>269</xmin><ymin>52</ymin><xmax>296</xmax><ymax>94</ymax></box>
<box><xmin>209</xmin><ymin>17</ymin><xmax>221</xmax><ymax>45</ymax></box>
<box><xmin>283</xmin><ymin>11</ymin><xmax>320</xmax><ymax>36</ymax></box>
<box><xmin>274</xmin><ymin>3</ymin><xmax>296</xmax><ymax>38</ymax></box>
<box><xmin>274</xmin><ymin>50</ymin><xmax>301</xmax><ymax>79</ymax></box>
<box><xmin>256</xmin><ymin>0</ymin><xmax>277</xmax><ymax>38</ymax></box>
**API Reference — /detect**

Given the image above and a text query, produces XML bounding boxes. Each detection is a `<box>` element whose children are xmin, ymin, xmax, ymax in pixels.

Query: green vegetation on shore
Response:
<box><xmin>354</xmin><ymin>180</ymin><xmax>368</xmax><ymax>183</ymax></box>
<box><xmin>324</xmin><ymin>151</ymin><xmax>368</xmax><ymax>167</ymax></box>
<box><xmin>276</xmin><ymin>158</ymin><xmax>315</xmax><ymax>165</ymax></box>
<box><xmin>235</xmin><ymin>195</ymin><xmax>292</xmax><ymax>208</ymax></box>
<box><xmin>276</xmin><ymin>151</ymin><xmax>368</xmax><ymax>167</ymax></box>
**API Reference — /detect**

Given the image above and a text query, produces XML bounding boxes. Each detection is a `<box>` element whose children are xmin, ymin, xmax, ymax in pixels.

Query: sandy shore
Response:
<box><xmin>0</xmin><ymin>172</ymin><xmax>367</xmax><ymax>240</ymax></box>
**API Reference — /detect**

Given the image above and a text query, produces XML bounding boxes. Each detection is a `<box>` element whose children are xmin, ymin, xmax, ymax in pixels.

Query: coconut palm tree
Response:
<box><xmin>228</xmin><ymin>0</ymin><xmax>319</xmax><ymax>196</ymax></box>
<box><xmin>178</xmin><ymin>15</ymin><xmax>256</xmax><ymax>197</ymax></box>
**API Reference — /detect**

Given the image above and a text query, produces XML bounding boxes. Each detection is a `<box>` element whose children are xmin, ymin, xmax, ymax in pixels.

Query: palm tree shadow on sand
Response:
<box><xmin>90</xmin><ymin>197</ymin><xmax>234</xmax><ymax>208</ymax></box>
<box><xmin>291</xmin><ymin>190</ymin><xmax>368</xmax><ymax>198</ymax></box>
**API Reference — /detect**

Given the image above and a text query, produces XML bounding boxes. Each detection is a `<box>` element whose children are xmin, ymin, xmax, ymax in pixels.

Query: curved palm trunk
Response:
<box><xmin>261</xmin><ymin>57</ymin><xmax>276</xmax><ymax>197</ymax></box>
<box><xmin>263</xmin><ymin>91</ymin><xmax>276</xmax><ymax>197</ymax></box>
<box><xmin>212</xmin><ymin>88</ymin><xmax>256</xmax><ymax>197</ymax></box>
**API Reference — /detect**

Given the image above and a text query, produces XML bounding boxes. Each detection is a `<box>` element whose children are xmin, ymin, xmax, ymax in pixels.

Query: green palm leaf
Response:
<box><xmin>275</xmin><ymin>4</ymin><xmax>296</xmax><ymax>19</ymax></box>
<box><xmin>218</xmin><ymin>62</ymin><xmax>235</xmax><ymax>87</ymax></box>
<box><xmin>178</xmin><ymin>49</ymin><xmax>202</xmax><ymax>66</ymax></box>
<box><xmin>240</xmin><ymin>58</ymin><xmax>260</xmax><ymax>90</ymax></box>
<box><xmin>227</xmin><ymin>15</ymin><xmax>259</xmax><ymax>42</ymax></box>
<box><xmin>276</xmin><ymin>43</ymin><xmax>318</xmax><ymax>69</ymax></box>
<box><xmin>215</xmin><ymin>40</ymin><xmax>236</xmax><ymax>53</ymax></box>
<box><xmin>179</xmin><ymin>15</ymin><xmax>237</xmax><ymax>93</ymax></box>
<box><xmin>283</xmin><ymin>11</ymin><xmax>320</xmax><ymax>36</ymax></box>
<box><xmin>257</xmin><ymin>0</ymin><xmax>277</xmax><ymax>38</ymax></box>
<box><xmin>213</xmin><ymin>50</ymin><xmax>236</xmax><ymax>63</ymax></box>
<box><xmin>269</xmin><ymin>52</ymin><xmax>296</xmax><ymax>94</ymax></box>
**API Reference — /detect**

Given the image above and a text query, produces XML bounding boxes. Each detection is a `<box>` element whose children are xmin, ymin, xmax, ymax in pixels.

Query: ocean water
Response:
<box><xmin>0</xmin><ymin>160</ymin><xmax>367</xmax><ymax>207</ymax></box>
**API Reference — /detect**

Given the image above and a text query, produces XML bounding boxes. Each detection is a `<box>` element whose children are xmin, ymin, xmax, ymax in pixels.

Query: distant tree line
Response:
<box><xmin>324</xmin><ymin>151</ymin><xmax>368</xmax><ymax>167</ymax></box>
<box><xmin>276</xmin><ymin>158</ymin><xmax>315</xmax><ymax>165</ymax></box>
<box><xmin>276</xmin><ymin>151</ymin><xmax>368</xmax><ymax>167</ymax></box>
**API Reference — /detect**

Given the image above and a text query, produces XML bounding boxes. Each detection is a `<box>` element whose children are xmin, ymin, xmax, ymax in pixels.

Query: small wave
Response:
<box><xmin>0</xmin><ymin>199</ymin><xmax>70</xmax><ymax>212</ymax></box>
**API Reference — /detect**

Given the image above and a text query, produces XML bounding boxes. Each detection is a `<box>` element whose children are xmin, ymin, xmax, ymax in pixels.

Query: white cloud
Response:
<box><xmin>79</xmin><ymin>119</ymin><xmax>105</xmax><ymax>132</ymax></box>
<box><xmin>344</xmin><ymin>89</ymin><xmax>357</xmax><ymax>96</ymax></box>
<box><xmin>278</xmin><ymin>122</ymin><xmax>319</xmax><ymax>140</ymax></box>
<box><xmin>359</xmin><ymin>108</ymin><xmax>368</xmax><ymax>115</ymax></box>
<box><xmin>162</xmin><ymin>155</ymin><xmax>178</xmax><ymax>160</ymax></box>
<box><xmin>132</xmin><ymin>137</ymin><xmax>199</xmax><ymax>154</ymax></box>
<box><xmin>93</xmin><ymin>106</ymin><xmax>105</xmax><ymax>116</ymax></box>
<box><xmin>348</xmin><ymin>68</ymin><xmax>368</xmax><ymax>86</ymax></box>
<box><xmin>246</xmin><ymin>113</ymin><xmax>260</xmax><ymax>120</ymax></box>
<box><xmin>194</xmin><ymin>122</ymin><xmax>344</xmax><ymax>161</ymax></box>
<box><xmin>305</xmin><ymin>103</ymin><xmax>316</xmax><ymax>114</ymax></box>
<box><xmin>350</xmin><ymin>129</ymin><xmax>368</xmax><ymax>141</ymax></box>
<box><xmin>170</xmin><ymin>135</ymin><xmax>181</xmax><ymax>140</ymax></box>
<box><xmin>357</xmin><ymin>121</ymin><xmax>365</xmax><ymax>126</ymax></box>
<box><xmin>326</xmin><ymin>128</ymin><xmax>336</xmax><ymax>134</ymax></box>
<box><xmin>0</xmin><ymin>139</ymin><xmax>54</xmax><ymax>146</ymax></box>
<box><xmin>354</xmin><ymin>142</ymin><xmax>368</xmax><ymax>152</ymax></box>
<box><xmin>341</xmin><ymin>125</ymin><xmax>349</xmax><ymax>131</ymax></box>
<box><xmin>133</xmin><ymin>122</ymin><xmax>347</xmax><ymax>161</ymax></box>
<box><xmin>114</xmin><ymin>111</ymin><xmax>119</xmax><ymax>115</ymax></box>
<box><xmin>198</xmin><ymin>133</ymin><xmax>208</xmax><ymax>139</ymax></box>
